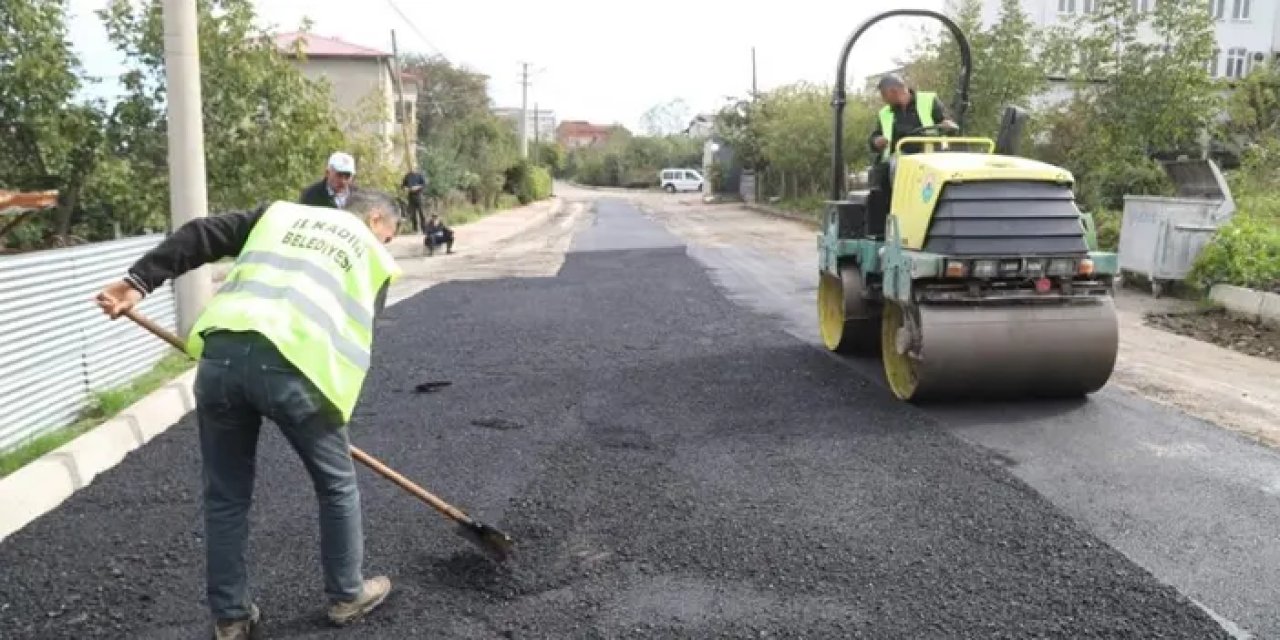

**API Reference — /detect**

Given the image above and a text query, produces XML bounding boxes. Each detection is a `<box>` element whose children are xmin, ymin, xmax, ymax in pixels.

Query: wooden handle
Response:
<box><xmin>120</xmin><ymin>309</ymin><xmax>473</xmax><ymax>526</ymax></box>
<box><xmin>124</xmin><ymin>308</ymin><xmax>190</xmax><ymax>355</ymax></box>
<box><xmin>348</xmin><ymin>445</ymin><xmax>470</xmax><ymax>524</ymax></box>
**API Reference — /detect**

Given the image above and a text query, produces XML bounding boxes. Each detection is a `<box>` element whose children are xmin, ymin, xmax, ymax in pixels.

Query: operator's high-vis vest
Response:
<box><xmin>186</xmin><ymin>201</ymin><xmax>402</xmax><ymax>422</ymax></box>
<box><xmin>878</xmin><ymin>91</ymin><xmax>937</xmax><ymax>161</ymax></box>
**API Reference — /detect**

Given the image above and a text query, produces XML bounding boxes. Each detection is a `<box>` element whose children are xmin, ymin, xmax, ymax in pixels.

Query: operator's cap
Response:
<box><xmin>327</xmin><ymin>151</ymin><xmax>356</xmax><ymax>175</ymax></box>
<box><xmin>877</xmin><ymin>73</ymin><xmax>907</xmax><ymax>92</ymax></box>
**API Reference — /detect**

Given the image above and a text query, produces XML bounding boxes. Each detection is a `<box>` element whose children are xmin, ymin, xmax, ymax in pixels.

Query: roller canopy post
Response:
<box><xmin>830</xmin><ymin>9</ymin><xmax>973</xmax><ymax>200</ymax></box>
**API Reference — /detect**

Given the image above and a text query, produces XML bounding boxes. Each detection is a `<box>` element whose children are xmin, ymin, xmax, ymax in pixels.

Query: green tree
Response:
<box><xmin>900</xmin><ymin>0</ymin><xmax>1044</xmax><ymax>137</ymax></box>
<box><xmin>100</xmin><ymin>0</ymin><xmax>347</xmax><ymax>218</ymax></box>
<box><xmin>0</xmin><ymin>0</ymin><xmax>105</xmax><ymax>243</ymax></box>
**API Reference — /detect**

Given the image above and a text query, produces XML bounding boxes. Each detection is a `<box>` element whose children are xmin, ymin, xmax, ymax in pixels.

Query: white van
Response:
<box><xmin>659</xmin><ymin>168</ymin><xmax>705</xmax><ymax>193</ymax></box>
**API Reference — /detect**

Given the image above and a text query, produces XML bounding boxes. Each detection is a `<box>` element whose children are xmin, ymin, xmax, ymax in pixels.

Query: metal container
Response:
<box><xmin>1118</xmin><ymin>159</ymin><xmax>1235</xmax><ymax>297</ymax></box>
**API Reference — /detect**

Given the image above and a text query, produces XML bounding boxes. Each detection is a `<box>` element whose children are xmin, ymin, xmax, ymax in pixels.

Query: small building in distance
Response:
<box><xmin>274</xmin><ymin>31</ymin><xmax>418</xmax><ymax>159</ymax></box>
<box><xmin>555</xmin><ymin>120</ymin><xmax>628</xmax><ymax>149</ymax></box>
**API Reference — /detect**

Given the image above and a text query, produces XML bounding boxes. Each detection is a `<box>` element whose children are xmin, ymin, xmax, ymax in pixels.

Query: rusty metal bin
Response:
<box><xmin>1118</xmin><ymin>159</ymin><xmax>1235</xmax><ymax>297</ymax></box>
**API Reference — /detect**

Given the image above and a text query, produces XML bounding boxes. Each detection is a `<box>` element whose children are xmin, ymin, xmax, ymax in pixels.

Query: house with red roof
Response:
<box><xmin>555</xmin><ymin>121</ymin><xmax>628</xmax><ymax>149</ymax></box>
<box><xmin>275</xmin><ymin>32</ymin><xmax>418</xmax><ymax>163</ymax></box>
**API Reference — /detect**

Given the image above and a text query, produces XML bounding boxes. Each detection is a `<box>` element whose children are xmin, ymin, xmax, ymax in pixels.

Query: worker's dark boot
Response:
<box><xmin>327</xmin><ymin>576</ymin><xmax>391</xmax><ymax>627</ymax></box>
<box><xmin>212</xmin><ymin>603</ymin><xmax>260</xmax><ymax>640</ymax></box>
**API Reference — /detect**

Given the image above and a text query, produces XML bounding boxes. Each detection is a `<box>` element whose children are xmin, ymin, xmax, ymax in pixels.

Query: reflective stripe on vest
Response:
<box><xmin>186</xmin><ymin>201</ymin><xmax>401</xmax><ymax>421</ymax></box>
<box><xmin>879</xmin><ymin>91</ymin><xmax>937</xmax><ymax>161</ymax></box>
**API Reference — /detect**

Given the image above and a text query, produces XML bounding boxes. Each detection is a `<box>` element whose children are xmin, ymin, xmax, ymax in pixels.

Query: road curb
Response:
<box><xmin>0</xmin><ymin>368</ymin><xmax>197</xmax><ymax>542</ymax></box>
<box><xmin>1210</xmin><ymin>284</ymin><xmax>1280</xmax><ymax>327</ymax></box>
<box><xmin>0</xmin><ymin>195</ymin><xmax>565</xmax><ymax>543</ymax></box>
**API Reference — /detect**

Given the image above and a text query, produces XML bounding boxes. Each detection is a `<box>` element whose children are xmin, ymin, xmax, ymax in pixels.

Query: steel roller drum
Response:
<box><xmin>882</xmin><ymin>298</ymin><xmax>1119</xmax><ymax>401</ymax></box>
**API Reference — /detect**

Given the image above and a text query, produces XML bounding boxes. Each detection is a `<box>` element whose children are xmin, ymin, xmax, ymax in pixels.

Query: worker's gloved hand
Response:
<box><xmin>96</xmin><ymin>279</ymin><xmax>143</xmax><ymax>319</ymax></box>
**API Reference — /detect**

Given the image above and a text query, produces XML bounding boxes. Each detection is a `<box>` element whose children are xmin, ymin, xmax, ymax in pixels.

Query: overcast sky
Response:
<box><xmin>66</xmin><ymin>0</ymin><xmax>948</xmax><ymax>131</ymax></box>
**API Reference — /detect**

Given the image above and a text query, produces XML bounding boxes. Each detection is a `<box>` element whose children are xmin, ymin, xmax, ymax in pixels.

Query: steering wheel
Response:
<box><xmin>906</xmin><ymin>123</ymin><xmax>959</xmax><ymax>137</ymax></box>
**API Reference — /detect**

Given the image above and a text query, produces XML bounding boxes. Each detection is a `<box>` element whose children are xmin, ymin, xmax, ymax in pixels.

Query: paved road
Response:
<box><xmin>0</xmin><ymin>199</ymin><xmax>1233</xmax><ymax>638</ymax></box>
<box><xmin>624</xmin><ymin>194</ymin><xmax>1278</xmax><ymax>639</ymax></box>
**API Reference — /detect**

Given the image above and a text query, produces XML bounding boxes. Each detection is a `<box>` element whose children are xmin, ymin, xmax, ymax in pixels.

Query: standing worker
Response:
<box><xmin>300</xmin><ymin>151</ymin><xmax>358</xmax><ymax>209</ymax></box>
<box><xmin>95</xmin><ymin>192</ymin><xmax>404</xmax><ymax>639</ymax></box>
<box><xmin>400</xmin><ymin>163</ymin><xmax>427</xmax><ymax>231</ymax></box>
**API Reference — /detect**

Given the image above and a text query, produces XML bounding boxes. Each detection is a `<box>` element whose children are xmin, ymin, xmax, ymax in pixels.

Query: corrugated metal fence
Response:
<box><xmin>0</xmin><ymin>236</ymin><xmax>178</xmax><ymax>453</ymax></box>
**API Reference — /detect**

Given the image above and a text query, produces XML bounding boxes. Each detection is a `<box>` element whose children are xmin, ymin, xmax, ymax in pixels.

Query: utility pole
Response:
<box><xmin>532</xmin><ymin>103</ymin><xmax>540</xmax><ymax>165</ymax></box>
<box><xmin>390</xmin><ymin>29</ymin><xmax>414</xmax><ymax>173</ymax></box>
<box><xmin>751</xmin><ymin>47</ymin><xmax>758</xmax><ymax>101</ymax></box>
<box><xmin>161</xmin><ymin>0</ymin><xmax>211</xmax><ymax>336</ymax></box>
<box><xmin>519</xmin><ymin>62</ymin><xmax>530</xmax><ymax>158</ymax></box>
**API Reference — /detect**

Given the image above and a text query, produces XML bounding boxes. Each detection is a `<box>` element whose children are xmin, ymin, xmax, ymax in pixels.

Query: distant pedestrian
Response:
<box><xmin>300</xmin><ymin>152</ymin><xmax>358</xmax><ymax>209</ymax></box>
<box><xmin>401</xmin><ymin>163</ymin><xmax>427</xmax><ymax>231</ymax></box>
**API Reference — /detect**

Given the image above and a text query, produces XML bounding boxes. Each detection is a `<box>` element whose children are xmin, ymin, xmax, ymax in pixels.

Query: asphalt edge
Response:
<box><xmin>0</xmin><ymin>195</ymin><xmax>569</xmax><ymax>544</ymax></box>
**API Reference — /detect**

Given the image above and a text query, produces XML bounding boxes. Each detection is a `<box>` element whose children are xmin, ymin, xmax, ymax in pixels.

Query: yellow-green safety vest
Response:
<box><xmin>879</xmin><ymin>91</ymin><xmax>937</xmax><ymax>161</ymax></box>
<box><xmin>186</xmin><ymin>201</ymin><xmax>402</xmax><ymax>422</ymax></box>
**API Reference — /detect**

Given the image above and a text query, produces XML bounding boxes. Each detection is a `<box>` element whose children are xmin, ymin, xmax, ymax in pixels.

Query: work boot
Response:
<box><xmin>327</xmin><ymin>576</ymin><xmax>391</xmax><ymax>627</ymax></box>
<box><xmin>212</xmin><ymin>603</ymin><xmax>260</xmax><ymax>640</ymax></box>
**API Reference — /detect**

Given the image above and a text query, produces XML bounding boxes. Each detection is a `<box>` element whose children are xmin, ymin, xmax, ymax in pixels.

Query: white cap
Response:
<box><xmin>327</xmin><ymin>151</ymin><xmax>356</xmax><ymax>175</ymax></box>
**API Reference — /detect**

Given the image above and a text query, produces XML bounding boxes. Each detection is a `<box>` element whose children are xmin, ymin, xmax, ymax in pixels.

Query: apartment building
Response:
<box><xmin>977</xmin><ymin>0</ymin><xmax>1280</xmax><ymax>106</ymax></box>
<box><xmin>493</xmin><ymin>107</ymin><xmax>558</xmax><ymax>142</ymax></box>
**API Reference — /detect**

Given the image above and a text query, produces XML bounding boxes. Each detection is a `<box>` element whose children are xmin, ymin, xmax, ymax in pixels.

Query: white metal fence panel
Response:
<box><xmin>0</xmin><ymin>236</ymin><xmax>178</xmax><ymax>453</ymax></box>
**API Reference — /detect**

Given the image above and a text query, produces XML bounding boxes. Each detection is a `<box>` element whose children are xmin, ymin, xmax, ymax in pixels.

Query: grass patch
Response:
<box><xmin>0</xmin><ymin>353</ymin><xmax>194</xmax><ymax>478</ymax></box>
<box><xmin>777</xmin><ymin>196</ymin><xmax>826</xmax><ymax>219</ymax></box>
<box><xmin>442</xmin><ymin>194</ymin><xmax>523</xmax><ymax>226</ymax></box>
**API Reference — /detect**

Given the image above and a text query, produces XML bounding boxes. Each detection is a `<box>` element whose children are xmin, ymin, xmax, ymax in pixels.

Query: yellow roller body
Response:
<box><xmin>882</xmin><ymin>299</ymin><xmax>1119</xmax><ymax>401</ymax></box>
<box><xmin>889</xmin><ymin>151</ymin><xmax>1075</xmax><ymax>252</ymax></box>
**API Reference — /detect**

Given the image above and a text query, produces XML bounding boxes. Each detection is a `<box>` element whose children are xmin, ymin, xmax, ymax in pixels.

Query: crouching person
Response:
<box><xmin>423</xmin><ymin>212</ymin><xmax>454</xmax><ymax>255</ymax></box>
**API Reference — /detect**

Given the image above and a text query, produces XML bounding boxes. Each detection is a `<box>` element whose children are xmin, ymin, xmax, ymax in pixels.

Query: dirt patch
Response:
<box><xmin>1145</xmin><ymin>308</ymin><xmax>1280</xmax><ymax>363</ymax></box>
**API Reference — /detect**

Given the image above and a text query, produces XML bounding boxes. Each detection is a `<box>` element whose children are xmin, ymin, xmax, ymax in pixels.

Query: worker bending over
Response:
<box><xmin>96</xmin><ymin>192</ymin><xmax>404</xmax><ymax>640</ymax></box>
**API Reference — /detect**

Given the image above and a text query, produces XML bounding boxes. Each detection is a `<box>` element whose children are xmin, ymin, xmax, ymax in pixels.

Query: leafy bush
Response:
<box><xmin>1090</xmin><ymin>208</ymin><xmax>1121</xmax><ymax>252</ymax></box>
<box><xmin>529</xmin><ymin>166</ymin><xmax>553</xmax><ymax>200</ymax></box>
<box><xmin>1188</xmin><ymin>195</ymin><xmax>1280</xmax><ymax>293</ymax></box>
<box><xmin>505</xmin><ymin>160</ymin><xmax>554</xmax><ymax>204</ymax></box>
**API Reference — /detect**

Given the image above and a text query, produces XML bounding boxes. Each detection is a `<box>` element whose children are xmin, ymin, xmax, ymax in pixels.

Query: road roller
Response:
<box><xmin>817</xmin><ymin>8</ymin><xmax>1119</xmax><ymax>401</ymax></box>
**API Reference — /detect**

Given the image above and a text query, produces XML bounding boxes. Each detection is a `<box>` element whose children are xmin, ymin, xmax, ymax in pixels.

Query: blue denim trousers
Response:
<box><xmin>194</xmin><ymin>330</ymin><xmax>364</xmax><ymax>620</ymax></box>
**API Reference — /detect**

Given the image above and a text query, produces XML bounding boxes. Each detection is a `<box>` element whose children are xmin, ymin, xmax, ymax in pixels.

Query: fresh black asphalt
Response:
<box><xmin>0</xmin><ymin>199</ymin><xmax>1230</xmax><ymax>638</ymax></box>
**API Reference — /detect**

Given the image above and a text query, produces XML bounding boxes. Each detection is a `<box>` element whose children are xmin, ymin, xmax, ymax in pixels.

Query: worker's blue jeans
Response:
<box><xmin>194</xmin><ymin>331</ymin><xmax>364</xmax><ymax>621</ymax></box>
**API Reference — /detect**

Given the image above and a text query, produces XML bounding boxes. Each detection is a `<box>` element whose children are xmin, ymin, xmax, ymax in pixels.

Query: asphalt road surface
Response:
<box><xmin>0</xmin><ymin>199</ymin><xmax>1236</xmax><ymax>638</ymax></box>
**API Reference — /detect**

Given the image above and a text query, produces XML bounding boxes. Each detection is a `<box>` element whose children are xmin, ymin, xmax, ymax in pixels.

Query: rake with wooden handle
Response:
<box><xmin>119</xmin><ymin>307</ymin><xmax>514</xmax><ymax>563</ymax></box>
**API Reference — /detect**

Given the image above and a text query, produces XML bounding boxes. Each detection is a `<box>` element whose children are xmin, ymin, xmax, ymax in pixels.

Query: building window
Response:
<box><xmin>1133</xmin><ymin>0</ymin><xmax>1150</xmax><ymax>11</ymax></box>
<box><xmin>1226</xmin><ymin>47</ymin><xmax>1247</xmax><ymax>78</ymax></box>
<box><xmin>1231</xmin><ymin>0</ymin><xmax>1250</xmax><ymax>20</ymax></box>
<box><xmin>1209</xmin><ymin>0</ymin><xmax>1225</xmax><ymax>19</ymax></box>
<box><xmin>1058</xmin><ymin>0</ymin><xmax>1075</xmax><ymax>13</ymax></box>
<box><xmin>1207</xmin><ymin>49</ymin><xmax>1220</xmax><ymax>77</ymax></box>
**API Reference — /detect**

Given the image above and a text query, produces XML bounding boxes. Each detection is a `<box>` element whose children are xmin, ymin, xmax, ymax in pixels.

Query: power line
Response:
<box><xmin>383</xmin><ymin>0</ymin><xmax>448</xmax><ymax>62</ymax></box>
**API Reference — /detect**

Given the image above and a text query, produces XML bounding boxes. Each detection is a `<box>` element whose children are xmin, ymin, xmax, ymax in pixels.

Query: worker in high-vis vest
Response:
<box><xmin>95</xmin><ymin>190</ymin><xmax>404</xmax><ymax>640</ymax></box>
<box><xmin>868</xmin><ymin>73</ymin><xmax>958</xmax><ymax>162</ymax></box>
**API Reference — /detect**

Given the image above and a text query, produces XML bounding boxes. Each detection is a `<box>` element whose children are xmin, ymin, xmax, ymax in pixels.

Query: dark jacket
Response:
<box><xmin>867</xmin><ymin>90</ymin><xmax>950</xmax><ymax>157</ymax></box>
<box><xmin>123</xmin><ymin>203</ymin><xmax>388</xmax><ymax>314</ymax></box>
<box><xmin>298</xmin><ymin>178</ymin><xmax>351</xmax><ymax>209</ymax></box>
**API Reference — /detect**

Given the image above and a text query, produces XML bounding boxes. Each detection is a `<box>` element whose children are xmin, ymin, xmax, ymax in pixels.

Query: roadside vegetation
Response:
<box><xmin>0</xmin><ymin>0</ymin><xmax>554</xmax><ymax>253</ymax></box>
